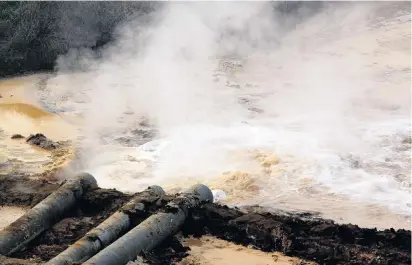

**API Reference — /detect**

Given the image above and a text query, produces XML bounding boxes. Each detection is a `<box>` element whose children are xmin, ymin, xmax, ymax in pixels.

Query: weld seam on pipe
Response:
<box><xmin>45</xmin><ymin>185</ymin><xmax>165</xmax><ymax>265</ymax></box>
<box><xmin>0</xmin><ymin>172</ymin><xmax>97</xmax><ymax>256</ymax></box>
<box><xmin>83</xmin><ymin>184</ymin><xmax>213</xmax><ymax>265</ymax></box>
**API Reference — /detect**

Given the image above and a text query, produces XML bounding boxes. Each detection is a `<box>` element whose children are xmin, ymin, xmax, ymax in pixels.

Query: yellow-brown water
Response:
<box><xmin>179</xmin><ymin>236</ymin><xmax>317</xmax><ymax>265</ymax></box>
<box><xmin>0</xmin><ymin>76</ymin><xmax>76</xmax><ymax>176</ymax></box>
<box><xmin>0</xmin><ymin>206</ymin><xmax>26</xmax><ymax>230</ymax></box>
<box><xmin>0</xmin><ymin>103</ymin><xmax>51</xmax><ymax>119</ymax></box>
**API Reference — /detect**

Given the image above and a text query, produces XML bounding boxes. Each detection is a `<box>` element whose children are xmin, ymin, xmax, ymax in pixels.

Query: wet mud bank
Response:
<box><xmin>0</xmin><ymin>176</ymin><xmax>410</xmax><ymax>264</ymax></box>
<box><xmin>0</xmin><ymin>175</ymin><xmax>59</xmax><ymax>207</ymax></box>
<box><xmin>182</xmin><ymin>204</ymin><xmax>411</xmax><ymax>265</ymax></box>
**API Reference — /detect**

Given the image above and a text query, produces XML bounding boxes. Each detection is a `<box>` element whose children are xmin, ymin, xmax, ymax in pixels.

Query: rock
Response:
<box><xmin>10</xmin><ymin>134</ymin><xmax>25</xmax><ymax>139</ymax></box>
<box><xmin>26</xmin><ymin>133</ymin><xmax>57</xmax><ymax>150</ymax></box>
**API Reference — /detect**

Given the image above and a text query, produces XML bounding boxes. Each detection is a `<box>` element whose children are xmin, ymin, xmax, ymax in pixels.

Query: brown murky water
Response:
<box><xmin>179</xmin><ymin>236</ymin><xmax>316</xmax><ymax>265</ymax></box>
<box><xmin>0</xmin><ymin>206</ymin><xmax>26</xmax><ymax>230</ymax></box>
<box><xmin>0</xmin><ymin>76</ymin><xmax>76</xmax><ymax>175</ymax></box>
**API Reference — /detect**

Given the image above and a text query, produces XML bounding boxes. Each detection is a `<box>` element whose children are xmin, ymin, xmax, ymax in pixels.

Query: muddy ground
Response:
<box><xmin>0</xmin><ymin>174</ymin><xmax>59</xmax><ymax>208</ymax></box>
<box><xmin>0</xmin><ymin>175</ymin><xmax>410</xmax><ymax>265</ymax></box>
<box><xmin>184</xmin><ymin>205</ymin><xmax>411</xmax><ymax>265</ymax></box>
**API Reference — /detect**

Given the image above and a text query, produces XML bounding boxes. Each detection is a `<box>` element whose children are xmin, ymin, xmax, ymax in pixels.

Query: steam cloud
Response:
<box><xmin>41</xmin><ymin>1</ymin><xmax>410</xmax><ymax>219</ymax></box>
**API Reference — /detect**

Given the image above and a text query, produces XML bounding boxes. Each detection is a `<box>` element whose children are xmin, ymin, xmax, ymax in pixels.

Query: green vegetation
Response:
<box><xmin>0</xmin><ymin>1</ymin><xmax>158</xmax><ymax>76</ymax></box>
<box><xmin>0</xmin><ymin>1</ymin><xmax>322</xmax><ymax>77</ymax></box>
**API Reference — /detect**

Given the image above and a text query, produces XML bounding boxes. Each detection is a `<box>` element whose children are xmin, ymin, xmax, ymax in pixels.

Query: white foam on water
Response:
<box><xmin>128</xmin><ymin>117</ymin><xmax>410</xmax><ymax>215</ymax></box>
<box><xmin>83</xmin><ymin>108</ymin><xmax>410</xmax><ymax>216</ymax></box>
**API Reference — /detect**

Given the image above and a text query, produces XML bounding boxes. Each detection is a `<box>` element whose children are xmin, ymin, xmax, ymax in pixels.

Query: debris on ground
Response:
<box><xmin>10</xmin><ymin>134</ymin><xmax>24</xmax><ymax>139</ymax></box>
<box><xmin>26</xmin><ymin>133</ymin><xmax>58</xmax><ymax>150</ymax></box>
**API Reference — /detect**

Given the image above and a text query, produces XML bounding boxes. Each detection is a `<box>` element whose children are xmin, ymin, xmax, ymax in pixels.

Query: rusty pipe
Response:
<box><xmin>0</xmin><ymin>172</ymin><xmax>97</xmax><ymax>256</ymax></box>
<box><xmin>45</xmin><ymin>185</ymin><xmax>165</xmax><ymax>265</ymax></box>
<box><xmin>83</xmin><ymin>184</ymin><xmax>213</xmax><ymax>265</ymax></box>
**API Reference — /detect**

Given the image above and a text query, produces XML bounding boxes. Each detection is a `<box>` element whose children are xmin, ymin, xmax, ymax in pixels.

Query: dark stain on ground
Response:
<box><xmin>0</xmin><ymin>176</ymin><xmax>410</xmax><ymax>265</ymax></box>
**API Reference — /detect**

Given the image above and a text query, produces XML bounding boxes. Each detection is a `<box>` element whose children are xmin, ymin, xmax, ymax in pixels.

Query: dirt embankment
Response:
<box><xmin>183</xmin><ymin>204</ymin><xmax>411</xmax><ymax>265</ymax></box>
<box><xmin>0</xmin><ymin>176</ymin><xmax>410</xmax><ymax>265</ymax></box>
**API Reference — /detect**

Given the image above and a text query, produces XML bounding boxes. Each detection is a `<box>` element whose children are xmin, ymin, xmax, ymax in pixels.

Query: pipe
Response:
<box><xmin>45</xmin><ymin>185</ymin><xmax>165</xmax><ymax>265</ymax></box>
<box><xmin>83</xmin><ymin>184</ymin><xmax>213</xmax><ymax>265</ymax></box>
<box><xmin>0</xmin><ymin>172</ymin><xmax>97</xmax><ymax>256</ymax></box>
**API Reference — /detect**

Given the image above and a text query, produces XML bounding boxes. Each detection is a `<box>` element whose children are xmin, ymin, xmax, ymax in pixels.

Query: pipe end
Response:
<box><xmin>147</xmin><ymin>185</ymin><xmax>166</xmax><ymax>196</ymax></box>
<box><xmin>73</xmin><ymin>172</ymin><xmax>98</xmax><ymax>190</ymax></box>
<box><xmin>187</xmin><ymin>184</ymin><xmax>214</xmax><ymax>203</ymax></box>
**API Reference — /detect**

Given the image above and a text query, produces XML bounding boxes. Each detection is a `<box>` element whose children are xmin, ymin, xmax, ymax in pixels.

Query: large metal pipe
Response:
<box><xmin>83</xmin><ymin>184</ymin><xmax>213</xmax><ymax>265</ymax></box>
<box><xmin>0</xmin><ymin>172</ymin><xmax>97</xmax><ymax>256</ymax></box>
<box><xmin>45</xmin><ymin>185</ymin><xmax>165</xmax><ymax>265</ymax></box>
